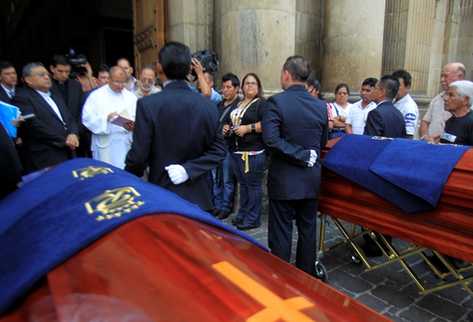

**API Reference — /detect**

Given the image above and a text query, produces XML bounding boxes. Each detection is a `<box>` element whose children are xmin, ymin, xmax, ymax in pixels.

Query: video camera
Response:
<box><xmin>66</xmin><ymin>49</ymin><xmax>88</xmax><ymax>78</ymax></box>
<box><xmin>191</xmin><ymin>49</ymin><xmax>219</xmax><ymax>78</ymax></box>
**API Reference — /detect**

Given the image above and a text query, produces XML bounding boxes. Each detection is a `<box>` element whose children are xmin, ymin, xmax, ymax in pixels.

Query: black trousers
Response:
<box><xmin>268</xmin><ymin>198</ymin><xmax>318</xmax><ymax>275</ymax></box>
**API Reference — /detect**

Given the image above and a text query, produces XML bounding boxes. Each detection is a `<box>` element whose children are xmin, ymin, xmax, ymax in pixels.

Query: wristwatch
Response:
<box><xmin>250</xmin><ymin>123</ymin><xmax>256</xmax><ymax>132</ymax></box>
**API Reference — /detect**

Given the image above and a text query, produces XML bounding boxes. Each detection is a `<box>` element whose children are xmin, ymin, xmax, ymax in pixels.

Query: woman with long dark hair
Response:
<box><xmin>224</xmin><ymin>73</ymin><xmax>266</xmax><ymax>230</ymax></box>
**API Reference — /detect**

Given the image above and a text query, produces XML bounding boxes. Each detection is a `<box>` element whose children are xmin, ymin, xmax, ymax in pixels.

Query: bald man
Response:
<box><xmin>421</xmin><ymin>62</ymin><xmax>466</xmax><ymax>140</ymax></box>
<box><xmin>82</xmin><ymin>66</ymin><xmax>137</xmax><ymax>169</ymax></box>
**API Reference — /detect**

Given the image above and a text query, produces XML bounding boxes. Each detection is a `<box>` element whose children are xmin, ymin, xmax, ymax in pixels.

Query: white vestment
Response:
<box><xmin>82</xmin><ymin>85</ymin><xmax>137</xmax><ymax>169</ymax></box>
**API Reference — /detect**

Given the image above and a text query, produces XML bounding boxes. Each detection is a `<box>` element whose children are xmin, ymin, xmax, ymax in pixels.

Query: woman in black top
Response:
<box><xmin>223</xmin><ymin>73</ymin><xmax>266</xmax><ymax>230</ymax></box>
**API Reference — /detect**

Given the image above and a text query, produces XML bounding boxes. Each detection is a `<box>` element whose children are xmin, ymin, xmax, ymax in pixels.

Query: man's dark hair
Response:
<box><xmin>362</xmin><ymin>77</ymin><xmax>378</xmax><ymax>88</ymax></box>
<box><xmin>97</xmin><ymin>64</ymin><xmax>110</xmax><ymax>74</ymax></box>
<box><xmin>158</xmin><ymin>42</ymin><xmax>191</xmax><ymax>80</ymax></box>
<box><xmin>392</xmin><ymin>69</ymin><xmax>412</xmax><ymax>88</ymax></box>
<box><xmin>283</xmin><ymin>55</ymin><xmax>311</xmax><ymax>82</ymax></box>
<box><xmin>51</xmin><ymin>54</ymin><xmax>70</xmax><ymax>67</ymax></box>
<box><xmin>335</xmin><ymin>83</ymin><xmax>350</xmax><ymax>96</ymax></box>
<box><xmin>0</xmin><ymin>61</ymin><xmax>14</xmax><ymax>73</ymax></box>
<box><xmin>379</xmin><ymin>75</ymin><xmax>400</xmax><ymax>99</ymax></box>
<box><xmin>222</xmin><ymin>73</ymin><xmax>240</xmax><ymax>88</ymax></box>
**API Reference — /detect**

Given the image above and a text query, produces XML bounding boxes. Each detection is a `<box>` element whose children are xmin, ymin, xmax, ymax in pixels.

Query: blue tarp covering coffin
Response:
<box><xmin>0</xmin><ymin>159</ymin><xmax>264</xmax><ymax>314</ymax></box>
<box><xmin>323</xmin><ymin>135</ymin><xmax>469</xmax><ymax>213</ymax></box>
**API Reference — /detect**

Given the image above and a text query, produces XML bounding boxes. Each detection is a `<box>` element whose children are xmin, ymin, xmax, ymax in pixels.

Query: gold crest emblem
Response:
<box><xmin>85</xmin><ymin>186</ymin><xmax>145</xmax><ymax>221</ymax></box>
<box><xmin>73</xmin><ymin>166</ymin><xmax>114</xmax><ymax>180</ymax></box>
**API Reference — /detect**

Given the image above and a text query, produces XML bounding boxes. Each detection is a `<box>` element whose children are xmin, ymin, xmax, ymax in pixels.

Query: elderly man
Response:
<box><xmin>135</xmin><ymin>66</ymin><xmax>160</xmax><ymax>98</ymax></box>
<box><xmin>13</xmin><ymin>62</ymin><xmax>79</xmax><ymax>172</ymax></box>
<box><xmin>117</xmin><ymin>58</ymin><xmax>138</xmax><ymax>92</ymax></box>
<box><xmin>421</xmin><ymin>62</ymin><xmax>466</xmax><ymax>140</ymax></box>
<box><xmin>82</xmin><ymin>66</ymin><xmax>137</xmax><ymax>169</ymax></box>
<box><xmin>440</xmin><ymin>80</ymin><xmax>473</xmax><ymax>145</ymax></box>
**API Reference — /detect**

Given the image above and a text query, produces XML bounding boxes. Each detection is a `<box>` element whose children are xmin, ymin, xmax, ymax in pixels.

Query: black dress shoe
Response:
<box><xmin>217</xmin><ymin>211</ymin><xmax>231</xmax><ymax>220</ymax></box>
<box><xmin>236</xmin><ymin>223</ymin><xmax>261</xmax><ymax>231</ymax></box>
<box><xmin>231</xmin><ymin>217</ymin><xmax>243</xmax><ymax>225</ymax></box>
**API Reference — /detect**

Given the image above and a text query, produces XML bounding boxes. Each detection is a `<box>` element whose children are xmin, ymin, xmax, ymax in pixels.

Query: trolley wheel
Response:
<box><xmin>351</xmin><ymin>253</ymin><xmax>361</xmax><ymax>265</ymax></box>
<box><xmin>314</xmin><ymin>260</ymin><xmax>328</xmax><ymax>282</ymax></box>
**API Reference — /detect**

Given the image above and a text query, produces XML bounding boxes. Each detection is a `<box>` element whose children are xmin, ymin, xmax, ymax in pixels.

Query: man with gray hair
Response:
<box><xmin>134</xmin><ymin>66</ymin><xmax>160</xmax><ymax>98</ymax></box>
<box><xmin>421</xmin><ymin>62</ymin><xmax>466</xmax><ymax>140</ymax></box>
<box><xmin>440</xmin><ymin>80</ymin><xmax>473</xmax><ymax>145</ymax></box>
<box><xmin>13</xmin><ymin>62</ymin><xmax>79</xmax><ymax>172</ymax></box>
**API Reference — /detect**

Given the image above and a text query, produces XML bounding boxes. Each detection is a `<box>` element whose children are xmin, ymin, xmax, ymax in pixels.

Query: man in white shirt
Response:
<box><xmin>392</xmin><ymin>69</ymin><xmax>419</xmax><ymax>138</ymax></box>
<box><xmin>346</xmin><ymin>78</ymin><xmax>377</xmax><ymax>135</ymax></box>
<box><xmin>420</xmin><ymin>62</ymin><xmax>466</xmax><ymax>140</ymax></box>
<box><xmin>82</xmin><ymin>66</ymin><xmax>137</xmax><ymax>169</ymax></box>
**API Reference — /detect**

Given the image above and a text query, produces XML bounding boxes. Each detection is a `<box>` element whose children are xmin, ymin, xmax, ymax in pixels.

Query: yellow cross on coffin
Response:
<box><xmin>213</xmin><ymin>261</ymin><xmax>316</xmax><ymax>322</ymax></box>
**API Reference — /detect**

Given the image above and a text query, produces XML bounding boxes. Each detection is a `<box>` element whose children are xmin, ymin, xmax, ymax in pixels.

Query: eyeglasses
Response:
<box><xmin>244</xmin><ymin>81</ymin><xmax>258</xmax><ymax>86</ymax></box>
<box><xmin>30</xmin><ymin>72</ymin><xmax>49</xmax><ymax>78</ymax></box>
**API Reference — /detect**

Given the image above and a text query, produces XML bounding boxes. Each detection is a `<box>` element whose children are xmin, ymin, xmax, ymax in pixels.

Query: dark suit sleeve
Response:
<box><xmin>262</xmin><ymin>100</ymin><xmax>310</xmax><ymax>167</ymax></box>
<box><xmin>182</xmin><ymin>130</ymin><xmax>226</xmax><ymax>180</ymax></box>
<box><xmin>125</xmin><ymin>99</ymin><xmax>152</xmax><ymax>177</ymax></box>
<box><xmin>364</xmin><ymin>109</ymin><xmax>384</xmax><ymax>136</ymax></box>
<box><xmin>13</xmin><ymin>94</ymin><xmax>67</xmax><ymax>148</ymax></box>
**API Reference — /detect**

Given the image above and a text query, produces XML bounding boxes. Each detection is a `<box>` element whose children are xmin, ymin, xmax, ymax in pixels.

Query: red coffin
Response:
<box><xmin>0</xmin><ymin>215</ymin><xmax>389</xmax><ymax>322</ymax></box>
<box><xmin>319</xmin><ymin>139</ymin><xmax>473</xmax><ymax>262</ymax></box>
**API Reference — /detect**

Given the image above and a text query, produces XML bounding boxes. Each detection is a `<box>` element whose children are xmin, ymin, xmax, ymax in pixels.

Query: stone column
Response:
<box><xmin>166</xmin><ymin>0</ymin><xmax>213</xmax><ymax>52</ymax></box>
<box><xmin>322</xmin><ymin>0</ymin><xmax>386</xmax><ymax>93</ymax></box>
<box><xmin>218</xmin><ymin>1</ymin><xmax>297</xmax><ymax>94</ymax></box>
<box><xmin>455</xmin><ymin>0</ymin><xmax>473</xmax><ymax>80</ymax></box>
<box><xmin>296</xmin><ymin>0</ymin><xmax>323</xmax><ymax>80</ymax></box>
<box><xmin>382</xmin><ymin>0</ymin><xmax>437</xmax><ymax>95</ymax></box>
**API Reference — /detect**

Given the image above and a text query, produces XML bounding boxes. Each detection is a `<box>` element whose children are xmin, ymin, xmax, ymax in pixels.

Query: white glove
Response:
<box><xmin>165</xmin><ymin>164</ymin><xmax>189</xmax><ymax>185</ymax></box>
<box><xmin>307</xmin><ymin>150</ymin><xmax>317</xmax><ymax>167</ymax></box>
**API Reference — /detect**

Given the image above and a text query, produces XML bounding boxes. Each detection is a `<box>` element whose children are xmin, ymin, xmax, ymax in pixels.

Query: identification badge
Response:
<box><xmin>441</xmin><ymin>132</ymin><xmax>457</xmax><ymax>143</ymax></box>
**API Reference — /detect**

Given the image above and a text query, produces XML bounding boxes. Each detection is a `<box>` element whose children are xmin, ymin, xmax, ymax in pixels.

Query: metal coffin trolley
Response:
<box><xmin>318</xmin><ymin>138</ymin><xmax>473</xmax><ymax>295</ymax></box>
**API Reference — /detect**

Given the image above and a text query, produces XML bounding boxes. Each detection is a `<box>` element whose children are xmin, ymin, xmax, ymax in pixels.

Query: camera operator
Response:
<box><xmin>190</xmin><ymin>58</ymin><xmax>222</xmax><ymax>104</ymax></box>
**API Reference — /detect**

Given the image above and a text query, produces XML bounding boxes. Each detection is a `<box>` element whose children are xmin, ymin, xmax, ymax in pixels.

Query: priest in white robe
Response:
<box><xmin>82</xmin><ymin>66</ymin><xmax>137</xmax><ymax>169</ymax></box>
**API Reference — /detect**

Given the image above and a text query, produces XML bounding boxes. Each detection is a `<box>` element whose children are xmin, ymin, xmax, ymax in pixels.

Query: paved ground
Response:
<box><xmin>222</xmin><ymin>212</ymin><xmax>473</xmax><ymax>322</ymax></box>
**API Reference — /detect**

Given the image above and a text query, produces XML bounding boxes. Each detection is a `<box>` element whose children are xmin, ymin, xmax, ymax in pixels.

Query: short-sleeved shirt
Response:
<box><xmin>423</xmin><ymin>93</ymin><xmax>452</xmax><ymax>137</ymax></box>
<box><xmin>440</xmin><ymin>110</ymin><xmax>473</xmax><ymax>146</ymax></box>
<box><xmin>346</xmin><ymin>100</ymin><xmax>376</xmax><ymax>135</ymax></box>
<box><xmin>394</xmin><ymin>93</ymin><xmax>419</xmax><ymax>136</ymax></box>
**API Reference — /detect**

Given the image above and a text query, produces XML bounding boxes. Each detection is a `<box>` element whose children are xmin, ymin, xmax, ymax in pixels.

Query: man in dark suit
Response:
<box><xmin>364</xmin><ymin>75</ymin><xmax>407</xmax><ymax>138</ymax></box>
<box><xmin>0</xmin><ymin>61</ymin><xmax>17</xmax><ymax>104</ymax></box>
<box><xmin>125</xmin><ymin>42</ymin><xmax>226</xmax><ymax>211</ymax></box>
<box><xmin>13</xmin><ymin>62</ymin><xmax>79</xmax><ymax>173</ymax></box>
<box><xmin>0</xmin><ymin>123</ymin><xmax>22</xmax><ymax>199</ymax></box>
<box><xmin>49</xmin><ymin>55</ymin><xmax>89</xmax><ymax>157</ymax></box>
<box><xmin>262</xmin><ymin>56</ymin><xmax>329</xmax><ymax>276</ymax></box>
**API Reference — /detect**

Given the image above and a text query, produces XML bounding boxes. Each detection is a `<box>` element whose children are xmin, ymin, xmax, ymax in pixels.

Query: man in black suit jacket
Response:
<box><xmin>364</xmin><ymin>75</ymin><xmax>407</xmax><ymax>138</ymax></box>
<box><xmin>0</xmin><ymin>123</ymin><xmax>22</xmax><ymax>198</ymax></box>
<box><xmin>125</xmin><ymin>42</ymin><xmax>226</xmax><ymax>211</ymax></box>
<box><xmin>13</xmin><ymin>62</ymin><xmax>79</xmax><ymax>173</ymax></box>
<box><xmin>0</xmin><ymin>61</ymin><xmax>18</xmax><ymax>104</ymax></box>
<box><xmin>262</xmin><ymin>56</ymin><xmax>329</xmax><ymax>275</ymax></box>
<box><xmin>49</xmin><ymin>55</ymin><xmax>90</xmax><ymax>157</ymax></box>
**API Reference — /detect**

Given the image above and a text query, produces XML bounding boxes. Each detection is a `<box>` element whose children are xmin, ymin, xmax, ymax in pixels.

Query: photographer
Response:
<box><xmin>190</xmin><ymin>51</ymin><xmax>222</xmax><ymax>104</ymax></box>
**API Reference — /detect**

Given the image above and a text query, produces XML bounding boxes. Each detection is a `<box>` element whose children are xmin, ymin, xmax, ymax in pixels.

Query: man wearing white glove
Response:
<box><xmin>165</xmin><ymin>164</ymin><xmax>189</xmax><ymax>185</ymax></box>
<box><xmin>262</xmin><ymin>56</ymin><xmax>328</xmax><ymax>277</ymax></box>
<box><xmin>125</xmin><ymin>42</ymin><xmax>225</xmax><ymax>211</ymax></box>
